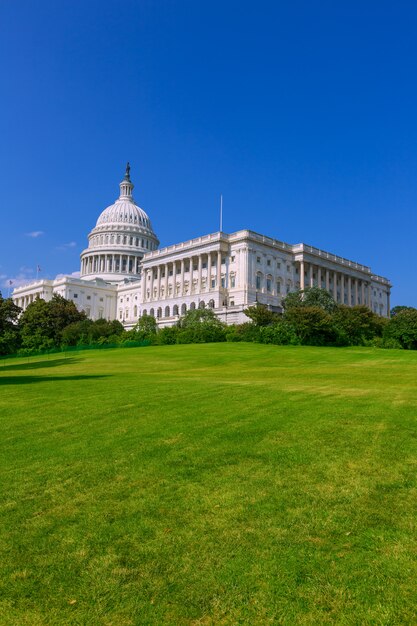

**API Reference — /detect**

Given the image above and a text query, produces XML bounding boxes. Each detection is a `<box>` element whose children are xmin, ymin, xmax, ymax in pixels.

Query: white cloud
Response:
<box><xmin>55</xmin><ymin>271</ymin><xmax>80</xmax><ymax>279</ymax></box>
<box><xmin>26</xmin><ymin>231</ymin><xmax>44</xmax><ymax>238</ymax></box>
<box><xmin>56</xmin><ymin>241</ymin><xmax>77</xmax><ymax>250</ymax></box>
<box><xmin>1</xmin><ymin>269</ymin><xmax>37</xmax><ymax>290</ymax></box>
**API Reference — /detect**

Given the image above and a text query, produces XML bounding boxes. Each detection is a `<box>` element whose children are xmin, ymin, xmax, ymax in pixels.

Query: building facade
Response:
<box><xmin>13</xmin><ymin>166</ymin><xmax>392</xmax><ymax>325</ymax></box>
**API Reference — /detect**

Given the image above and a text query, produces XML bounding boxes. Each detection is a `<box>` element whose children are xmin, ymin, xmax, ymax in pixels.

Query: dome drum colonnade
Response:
<box><xmin>80</xmin><ymin>164</ymin><xmax>159</xmax><ymax>283</ymax></box>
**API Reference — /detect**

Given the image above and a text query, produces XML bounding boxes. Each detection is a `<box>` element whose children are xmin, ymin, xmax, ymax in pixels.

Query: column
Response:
<box><xmin>119</xmin><ymin>254</ymin><xmax>122</xmax><ymax>273</ymax></box>
<box><xmin>340</xmin><ymin>274</ymin><xmax>345</xmax><ymax>304</ymax></box>
<box><xmin>361</xmin><ymin>281</ymin><xmax>365</xmax><ymax>306</ymax></box>
<box><xmin>309</xmin><ymin>264</ymin><xmax>314</xmax><ymax>288</ymax></box>
<box><xmin>387</xmin><ymin>290</ymin><xmax>391</xmax><ymax>318</ymax></box>
<box><xmin>207</xmin><ymin>253</ymin><xmax>212</xmax><ymax>289</ymax></box>
<box><xmin>317</xmin><ymin>267</ymin><xmax>322</xmax><ymax>288</ymax></box>
<box><xmin>180</xmin><ymin>259</ymin><xmax>185</xmax><ymax>295</ymax></box>
<box><xmin>150</xmin><ymin>267</ymin><xmax>154</xmax><ymax>301</ymax></box>
<box><xmin>368</xmin><ymin>283</ymin><xmax>372</xmax><ymax>309</ymax></box>
<box><xmin>300</xmin><ymin>260</ymin><xmax>305</xmax><ymax>290</ymax></box>
<box><xmin>217</xmin><ymin>250</ymin><xmax>222</xmax><ymax>288</ymax></box>
<box><xmin>348</xmin><ymin>276</ymin><xmax>352</xmax><ymax>307</ymax></box>
<box><xmin>198</xmin><ymin>255</ymin><xmax>203</xmax><ymax>292</ymax></box>
<box><xmin>325</xmin><ymin>269</ymin><xmax>330</xmax><ymax>291</ymax></box>
<box><xmin>156</xmin><ymin>265</ymin><xmax>161</xmax><ymax>299</ymax></box>
<box><xmin>164</xmin><ymin>263</ymin><xmax>169</xmax><ymax>299</ymax></box>
<box><xmin>354</xmin><ymin>279</ymin><xmax>358</xmax><ymax>305</ymax></box>
<box><xmin>333</xmin><ymin>271</ymin><xmax>337</xmax><ymax>302</ymax></box>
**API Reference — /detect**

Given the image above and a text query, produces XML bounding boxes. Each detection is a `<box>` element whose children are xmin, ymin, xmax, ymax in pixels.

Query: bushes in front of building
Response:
<box><xmin>61</xmin><ymin>318</ymin><xmax>125</xmax><ymax>346</ymax></box>
<box><xmin>383</xmin><ymin>308</ymin><xmax>417</xmax><ymax>349</ymax></box>
<box><xmin>19</xmin><ymin>294</ymin><xmax>86</xmax><ymax>351</ymax></box>
<box><xmin>2</xmin><ymin>291</ymin><xmax>417</xmax><ymax>357</ymax></box>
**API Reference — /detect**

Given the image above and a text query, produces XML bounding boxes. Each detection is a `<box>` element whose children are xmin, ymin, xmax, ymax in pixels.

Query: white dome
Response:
<box><xmin>96</xmin><ymin>198</ymin><xmax>153</xmax><ymax>230</ymax></box>
<box><xmin>79</xmin><ymin>164</ymin><xmax>159</xmax><ymax>284</ymax></box>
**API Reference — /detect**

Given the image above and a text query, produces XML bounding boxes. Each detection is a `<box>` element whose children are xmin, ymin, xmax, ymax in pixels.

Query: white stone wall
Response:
<box><xmin>13</xmin><ymin>229</ymin><xmax>392</xmax><ymax>327</ymax></box>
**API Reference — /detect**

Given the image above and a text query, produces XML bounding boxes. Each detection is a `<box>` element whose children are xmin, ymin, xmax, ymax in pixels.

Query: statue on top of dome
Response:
<box><xmin>124</xmin><ymin>162</ymin><xmax>131</xmax><ymax>181</ymax></box>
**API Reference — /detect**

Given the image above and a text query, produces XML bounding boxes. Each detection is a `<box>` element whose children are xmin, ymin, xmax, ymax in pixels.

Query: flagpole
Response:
<box><xmin>220</xmin><ymin>194</ymin><xmax>223</xmax><ymax>233</ymax></box>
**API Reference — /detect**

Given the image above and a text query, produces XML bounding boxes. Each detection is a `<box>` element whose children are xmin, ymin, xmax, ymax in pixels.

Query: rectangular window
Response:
<box><xmin>231</xmin><ymin>256</ymin><xmax>235</xmax><ymax>262</ymax></box>
<box><xmin>221</xmin><ymin>257</ymin><xmax>226</xmax><ymax>264</ymax></box>
<box><xmin>202</xmin><ymin>262</ymin><xmax>207</xmax><ymax>269</ymax></box>
<box><xmin>267</xmin><ymin>278</ymin><xmax>272</xmax><ymax>292</ymax></box>
<box><xmin>256</xmin><ymin>276</ymin><xmax>261</xmax><ymax>289</ymax></box>
<box><xmin>267</xmin><ymin>259</ymin><xmax>271</xmax><ymax>266</ymax></box>
<box><xmin>277</xmin><ymin>262</ymin><xmax>281</xmax><ymax>269</ymax></box>
<box><xmin>257</xmin><ymin>256</ymin><xmax>261</xmax><ymax>263</ymax></box>
<box><xmin>287</xmin><ymin>265</ymin><xmax>291</xmax><ymax>272</ymax></box>
<box><xmin>73</xmin><ymin>293</ymin><xmax>78</xmax><ymax>298</ymax></box>
<box><xmin>221</xmin><ymin>277</ymin><xmax>225</xmax><ymax>288</ymax></box>
<box><xmin>87</xmin><ymin>295</ymin><xmax>91</xmax><ymax>300</ymax></box>
<box><xmin>230</xmin><ymin>276</ymin><xmax>235</xmax><ymax>288</ymax></box>
<box><xmin>211</xmin><ymin>279</ymin><xmax>216</xmax><ymax>288</ymax></box>
<box><xmin>277</xmin><ymin>282</ymin><xmax>281</xmax><ymax>293</ymax></box>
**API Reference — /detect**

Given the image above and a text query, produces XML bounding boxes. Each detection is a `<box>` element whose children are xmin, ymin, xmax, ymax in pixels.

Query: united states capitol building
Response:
<box><xmin>13</xmin><ymin>165</ymin><xmax>391</xmax><ymax>326</ymax></box>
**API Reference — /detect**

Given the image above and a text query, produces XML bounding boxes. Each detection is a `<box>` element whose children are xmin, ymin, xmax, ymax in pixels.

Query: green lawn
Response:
<box><xmin>1</xmin><ymin>344</ymin><xmax>417</xmax><ymax>625</ymax></box>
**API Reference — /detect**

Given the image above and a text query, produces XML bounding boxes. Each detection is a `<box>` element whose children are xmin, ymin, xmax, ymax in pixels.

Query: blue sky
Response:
<box><xmin>1</xmin><ymin>1</ymin><xmax>416</xmax><ymax>305</ymax></box>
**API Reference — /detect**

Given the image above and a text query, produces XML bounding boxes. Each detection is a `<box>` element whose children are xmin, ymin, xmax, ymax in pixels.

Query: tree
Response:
<box><xmin>61</xmin><ymin>318</ymin><xmax>125</xmax><ymax>346</ymax></box>
<box><xmin>390</xmin><ymin>305</ymin><xmax>416</xmax><ymax>317</ymax></box>
<box><xmin>0</xmin><ymin>293</ymin><xmax>22</xmax><ymax>355</ymax></box>
<box><xmin>284</xmin><ymin>306</ymin><xmax>337</xmax><ymax>345</ymax></box>
<box><xmin>384</xmin><ymin>309</ymin><xmax>417</xmax><ymax>349</ymax></box>
<box><xmin>19</xmin><ymin>294</ymin><xmax>86</xmax><ymax>350</ymax></box>
<box><xmin>243</xmin><ymin>303</ymin><xmax>279</xmax><ymax>327</ymax></box>
<box><xmin>177</xmin><ymin>308</ymin><xmax>226</xmax><ymax>343</ymax></box>
<box><xmin>332</xmin><ymin>306</ymin><xmax>386</xmax><ymax>346</ymax></box>
<box><xmin>282</xmin><ymin>287</ymin><xmax>337</xmax><ymax>313</ymax></box>
<box><xmin>133</xmin><ymin>313</ymin><xmax>158</xmax><ymax>335</ymax></box>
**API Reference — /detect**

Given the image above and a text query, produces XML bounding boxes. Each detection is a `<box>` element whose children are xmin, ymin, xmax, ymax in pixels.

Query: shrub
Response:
<box><xmin>383</xmin><ymin>309</ymin><xmax>417</xmax><ymax>349</ymax></box>
<box><xmin>282</xmin><ymin>287</ymin><xmax>337</xmax><ymax>313</ymax></box>
<box><xmin>157</xmin><ymin>326</ymin><xmax>179</xmax><ymax>345</ymax></box>
<box><xmin>284</xmin><ymin>306</ymin><xmax>337</xmax><ymax>346</ymax></box>
<box><xmin>243</xmin><ymin>304</ymin><xmax>280</xmax><ymax>326</ymax></box>
<box><xmin>258</xmin><ymin>321</ymin><xmax>300</xmax><ymax>345</ymax></box>
<box><xmin>332</xmin><ymin>306</ymin><xmax>386</xmax><ymax>346</ymax></box>
<box><xmin>225</xmin><ymin>323</ymin><xmax>262</xmax><ymax>343</ymax></box>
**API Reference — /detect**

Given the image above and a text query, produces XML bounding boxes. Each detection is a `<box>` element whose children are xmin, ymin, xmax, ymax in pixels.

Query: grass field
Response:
<box><xmin>1</xmin><ymin>343</ymin><xmax>417</xmax><ymax>625</ymax></box>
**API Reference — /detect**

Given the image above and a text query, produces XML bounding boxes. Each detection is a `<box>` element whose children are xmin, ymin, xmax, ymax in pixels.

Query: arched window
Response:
<box><xmin>157</xmin><ymin>307</ymin><xmax>162</xmax><ymax>319</ymax></box>
<box><xmin>133</xmin><ymin>305</ymin><xmax>138</xmax><ymax>318</ymax></box>
<box><xmin>208</xmin><ymin>299</ymin><xmax>215</xmax><ymax>309</ymax></box>
<box><xmin>173</xmin><ymin>304</ymin><xmax>179</xmax><ymax>316</ymax></box>
<box><xmin>165</xmin><ymin>306</ymin><xmax>170</xmax><ymax>317</ymax></box>
<box><xmin>142</xmin><ymin>309</ymin><xmax>147</xmax><ymax>316</ymax></box>
<box><xmin>149</xmin><ymin>308</ymin><xmax>155</xmax><ymax>318</ymax></box>
<box><xmin>190</xmin><ymin>302</ymin><xmax>196</xmax><ymax>311</ymax></box>
<box><xmin>199</xmin><ymin>300</ymin><xmax>205</xmax><ymax>309</ymax></box>
<box><xmin>181</xmin><ymin>303</ymin><xmax>187</xmax><ymax>315</ymax></box>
